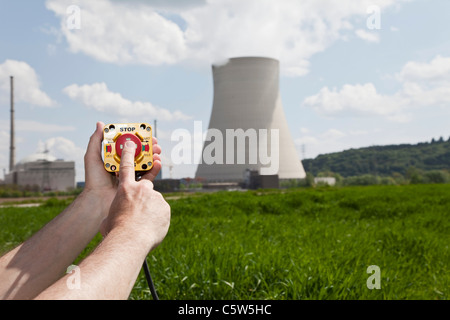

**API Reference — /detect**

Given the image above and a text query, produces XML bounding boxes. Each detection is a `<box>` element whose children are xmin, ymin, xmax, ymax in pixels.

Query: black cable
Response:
<box><xmin>142</xmin><ymin>258</ymin><xmax>159</xmax><ymax>300</ymax></box>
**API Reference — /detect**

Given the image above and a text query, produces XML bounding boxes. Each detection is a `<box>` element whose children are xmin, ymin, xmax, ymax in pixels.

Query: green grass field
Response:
<box><xmin>1</xmin><ymin>184</ymin><xmax>448</xmax><ymax>300</ymax></box>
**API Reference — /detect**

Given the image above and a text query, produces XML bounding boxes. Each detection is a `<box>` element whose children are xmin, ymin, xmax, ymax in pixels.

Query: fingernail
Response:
<box><xmin>125</xmin><ymin>141</ymin><xmax>136</xmax><ymax>149</ymax></box>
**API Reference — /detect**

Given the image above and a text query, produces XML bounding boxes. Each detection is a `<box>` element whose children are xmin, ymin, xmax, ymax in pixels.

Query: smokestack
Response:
<box><xmin>9</xmin><ymin>76</ymin><xmax>15</xmax><ymax>173</ymax></box>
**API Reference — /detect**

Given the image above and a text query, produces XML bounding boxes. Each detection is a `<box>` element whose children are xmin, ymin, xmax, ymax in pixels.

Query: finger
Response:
<box><xmin>152</xmin><ymin>153</ymin><xmax>161</xmax><ymax>162</ymax></box>
<box><xmin>152</xmin><ymin>136</ymin><xmax>158</xmax><ymax>145</ymax></box>
<box><xmin>152</xmin><ymin>143</ymin><xmax>161</xmax><ymax>155</ymax></box>
<box><xmin>141</xmin><ymin>159</ymin><xmax>162</xmax><ymax>182</ymax></box>
<box><xmin>119</xmin><ymin>141</ymin><xmax>137</xmax><ymax>184</ymax></box>
<box><xmin>85</xmin><ymin>121</ymin><xmax>105</xmax><ymax>163</ymax></box>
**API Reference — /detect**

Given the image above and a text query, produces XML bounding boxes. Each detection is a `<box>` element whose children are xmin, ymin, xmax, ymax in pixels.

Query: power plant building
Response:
<box><xmin>5</xmin><ymin>152</ymin><xmax>76</xmax><ymax>192</ymax></box>
<box><xmin>5</xmin><ymin>76</ymin><xmax>75</xmax><ymax>192</ymax></box>
<box><xmin>195</xmin><ymin>57</ymin><xmax>306</xmax><ymax>182</ymax></box>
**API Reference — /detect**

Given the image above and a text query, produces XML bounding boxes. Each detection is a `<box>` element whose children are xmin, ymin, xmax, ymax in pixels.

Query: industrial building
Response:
<box><xmin>195</xmin><ymin>57</ymin><xmax>306</xmax><ymax>182</ymax></box>
<box><xmin>5</xmin><ymin>152</ymin><xmax>76</xmax><ymax>192</ymax></box>
<box><xmin>4</xmin><ymin>76</ymin><xmax>75</xmax><ymax>192</ymax></box>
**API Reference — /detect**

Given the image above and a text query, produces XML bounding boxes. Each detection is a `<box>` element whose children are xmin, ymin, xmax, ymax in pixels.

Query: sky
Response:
<box><xmin>0</xmin><ymin>0</ymin><xmax>449</xmax><ymax>182</ymax></box>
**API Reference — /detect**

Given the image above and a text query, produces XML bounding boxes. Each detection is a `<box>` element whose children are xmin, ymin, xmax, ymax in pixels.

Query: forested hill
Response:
<box><xmin>302</xmin><ymin>138</ymin><xmax>450</xmax><ymax>177</ymax></box>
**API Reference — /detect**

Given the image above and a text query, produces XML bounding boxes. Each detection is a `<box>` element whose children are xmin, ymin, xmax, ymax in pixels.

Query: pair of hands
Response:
<box><xmin>83</xmin><ymin>121</ymin><xmax>170</xmax><ymax>251</ymax></box>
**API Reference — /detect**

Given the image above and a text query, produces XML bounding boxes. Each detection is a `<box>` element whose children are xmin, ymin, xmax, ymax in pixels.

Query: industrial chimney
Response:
<box><xmin>195</xmin><ymin>57</ymin><xmax>306</xmax><ymax>182</ymax></box>
<box><xmin>9</xmin><ymin>76</ymin><xmax>15</xmax><ymax>173</ymax></box>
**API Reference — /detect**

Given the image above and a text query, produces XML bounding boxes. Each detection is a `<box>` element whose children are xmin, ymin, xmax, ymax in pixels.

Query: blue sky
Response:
<box><xmin>1</xmin><ymin>0</ymin><xmax>450</xmax><ymax>182</ymax></box>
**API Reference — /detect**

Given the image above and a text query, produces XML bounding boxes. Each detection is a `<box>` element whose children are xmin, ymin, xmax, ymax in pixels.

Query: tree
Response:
<box><xmin>305</xmin><ymin>172</ymin><xmax>315</xmax><ymax>187</ymax></box>
<box><xmin>406</xmin><ymin>167</ymin><xmax>423</xmax><ymax>184</ymax></box>
<box><xmin>424</xmin><ymin>170</ymin><xmax>448</xmax><ymax>184</ymax></box>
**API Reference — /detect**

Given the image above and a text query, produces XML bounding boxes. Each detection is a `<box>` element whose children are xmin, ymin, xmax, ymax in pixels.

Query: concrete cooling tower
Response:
<box><xmin>195</xmin><ymin>57</ymin><xmax>306</xmax><ymax>182</ymax></box>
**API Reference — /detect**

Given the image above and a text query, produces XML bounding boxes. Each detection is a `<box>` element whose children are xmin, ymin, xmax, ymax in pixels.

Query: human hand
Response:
<box><xmin>83</xmin><ymin>121</ymin><xmax>162</xmax><ymax>217</ymax></box>
<box><xmin>100</xmin><ymin>141</ymin><xmax>170</xmax><ymax>250</ymax></box>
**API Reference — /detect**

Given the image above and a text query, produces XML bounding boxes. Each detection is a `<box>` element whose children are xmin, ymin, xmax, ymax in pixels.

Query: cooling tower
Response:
<box><xmin>195</xmin><ymin>57</ymin><xmax>306</xmax><ymax>181</ymax></box>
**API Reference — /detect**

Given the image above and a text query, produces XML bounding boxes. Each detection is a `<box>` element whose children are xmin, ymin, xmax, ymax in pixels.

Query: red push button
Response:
<box><xmin>115</xmin><ymin>133</ymin><xmax>142</xmax><ymax>158</ymax></box>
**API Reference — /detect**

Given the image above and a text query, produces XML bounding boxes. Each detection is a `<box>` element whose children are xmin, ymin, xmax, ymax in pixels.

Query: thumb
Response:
<box><xmin>119</xmin><ymin>140</ymin><xmax>137</xmax><ymax>184</ymax></box>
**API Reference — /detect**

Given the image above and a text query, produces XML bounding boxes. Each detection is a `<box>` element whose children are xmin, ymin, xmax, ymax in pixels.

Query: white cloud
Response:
<box><xmin>46</xmin><ymin>0</ymin><xmax>186</xmax><ymax>66</ymax></box>
<box><xmin>37</xmin><ymin>137</ymin><xmax>83</xmax><ymax>159</ymax></box>
<box><xmin>16</xmin><ymin>120</ymin><xmax>76</xmax><ymax>132</ymax></box>
<box><xmin>0</xmin><ymin>119</ymin><xmax>75</xmax><ymax>135</ymax></box>
<box><xmin>296</xmin><ymin>128</ymin><xmax>349</xmax><ymax>147</ymax></box>
<box><xmin>295</xmin><ymin>135</ymin><xmax>318</xmax><ymax>146</ymax></box>
<box><xmin>0</xmin><ymin>60</ymin><xmax>56</xmax><ymax>107</ymax></box>
<box><xmin>355</xmin><ymin>29</ymin><xmax>380</xmax><ymax>43</ymax></box>
<box><xmin>45</xmin><ymin>0</ymin><xmax>408</xmax><ymax>77</ymax></box>
<box><xmin>63</xmin><ymin>82</ymin><xmax>191</xmax><ymax>121</ymax></box>
<box><xmin>110</xmin><ymin>0</ymin><xmax>207</xmax><ymax>11</ymax></box>
<box><xmin>300</xmin><ymin>127</ymin><xmax>310</xmax><ymax>134</ymax></box>
<box><xmin>397</xmin><ymin>55</ymin><xmax>450</xmax><ymax>85</ymax></box>
<box><xmin>0</xmin><ymin>130</ymin><xmax>8</xmax><ymax>154</ymax></box>
<box><xmin>303</xmin><ymin>55</ymin><xmax>450</xmax><ymax>122</ymax></box>
<box><xmin>322</xmin><ymin>128</ymin><xmax>347</xmax><ymax>140</ymax></box>
<box><xmin>295</xmin><ymin>128</ymin><xmax>350</xmax><ymax>159</ymax></box>
<box><xmin>303</xmin><ymin>83</ymin><xmax>407</xmax><ymax>121</ymax></box>
<box><xmin>37</xmin><ymin>137</ymin><xmax>86</xmax><ymax>182</ymax></box>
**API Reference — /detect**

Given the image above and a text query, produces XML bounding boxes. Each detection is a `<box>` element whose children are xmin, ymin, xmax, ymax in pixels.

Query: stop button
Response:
<box><xmin>115</xmin><ymin>133</ymin><xmax>142</xmax><ymax>158</ymax></box>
